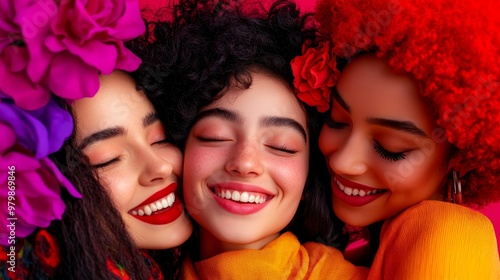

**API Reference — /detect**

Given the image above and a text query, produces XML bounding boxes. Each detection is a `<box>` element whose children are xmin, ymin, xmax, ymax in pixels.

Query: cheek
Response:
<box><xmin>99</xmin><ymin>173</ymin><xmax>135</xmax><ymax>212</ymax></box>
<box><xmin>379</xmin><ymin>146</ymin><xmax>448</xmax><ymax>192</ymax></box>
<box><xmin>269</xmin><ymin>154</ymin><xmax>309</xmax><ymax>195</ymax></box>
<box><xmin>319</xmin><ymin>126</ymin><xmax>343</xmax><ymax>156</ymax></box>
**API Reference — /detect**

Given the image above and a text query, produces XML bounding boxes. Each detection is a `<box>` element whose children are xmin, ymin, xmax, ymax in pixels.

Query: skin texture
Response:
<box><xmin>319</xmin><ymin>55</ymin><xmax>449</xmax><ymax>227</ymax></box>
<box><xmin>72</xmin><ymin>71</ymin><xmax>192</xmax><ymax>249</ymax></box>
<box><xmin>183</xmin><ymin>71</ymin><xmax>310</xmax><ymax>259</ymax></box>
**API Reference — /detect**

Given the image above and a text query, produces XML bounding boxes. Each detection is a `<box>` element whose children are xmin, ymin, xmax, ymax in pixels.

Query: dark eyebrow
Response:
<box><xmin>368</xmin><ymin>118</ymin><xmax>428</xmax><ymax>137</ymax></box>
<box><xmin>193</xmin><ymin>108</ymin><xmax>307</xmax><ymax>142</ymax></box>
<box><xmin>78</xmin><ymin>111</ymin><xmax>157</xmax><ymax>150</ymax></box>
<box><xmin>260</xmin><ymin>116</ymin><xmax>307</xmax><ymax>143</ymax></box>
<box><xmin>193</xmin><ymin>108</ymin><xmax>242</xmax><ymax>125</ymax></box>
<box><xmin>143</xmin><ymin>112</ymin><xmax>159</xmax><ymax>127</ymax></box>
<box><xmin>78</xmin><ymin>127</ymin><xmax>125</xmax><ymax>150</ymax></box>
<box><xmin>332</xmin><ymin>88</ymin><xmax>350</xmax><ymax>113</ymax></box>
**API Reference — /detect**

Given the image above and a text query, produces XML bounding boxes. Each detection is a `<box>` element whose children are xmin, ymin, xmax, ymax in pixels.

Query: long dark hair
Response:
<box><xmin>48</xmin><ymin>122</ymin><xmax>183</xmax><ymax>279</ymax></box>
<box><xmin>130</xmin><ymin>0</ymin><xmax>348</xmax><ymax>249</ymax></box>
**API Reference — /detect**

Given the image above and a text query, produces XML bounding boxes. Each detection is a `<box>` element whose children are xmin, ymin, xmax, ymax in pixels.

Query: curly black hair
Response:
<box><xmin>128</xmin><ymin>0</ymin><xmax>349</xmax><ymax>249</ymax></box>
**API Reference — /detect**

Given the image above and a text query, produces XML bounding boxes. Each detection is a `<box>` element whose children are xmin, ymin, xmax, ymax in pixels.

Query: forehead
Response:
<box><xmin>336</xmin><ymin>55</ymin><xmax>435</xmax><ymax>128</ymax></box>
<box><xmin>72</xmin><ymin>72</ymin><xmax>153</xmax><ymax>138</ymax></box>
<box><xmin>205</xmin><ymin>72</ymin><xmax>308</xmax><ymax>125</ymax></box>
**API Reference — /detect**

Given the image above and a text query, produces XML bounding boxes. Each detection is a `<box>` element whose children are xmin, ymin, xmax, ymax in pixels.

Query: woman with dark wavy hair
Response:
<box><xmin>133</xmin><ymin>0</ymin><xmax>368</xmax><ymax>278</ymax></box>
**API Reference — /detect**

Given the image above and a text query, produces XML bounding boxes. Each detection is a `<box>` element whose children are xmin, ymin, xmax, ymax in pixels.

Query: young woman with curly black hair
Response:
<box><xmin>133</xmin><ymin>0</ymin><xmax>368</xmax><ymax>279</ymax></box>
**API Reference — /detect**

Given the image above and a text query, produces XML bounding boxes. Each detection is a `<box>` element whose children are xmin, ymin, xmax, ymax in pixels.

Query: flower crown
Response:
<box><xmin>0</xmin><ymin>0</ymin><xmax>145</xmax><ymax>245</ymax></box>
<box><xmin>291</xmin><ymin>40</ymin><xmax>339</xmax><ymax>112</ymax></box>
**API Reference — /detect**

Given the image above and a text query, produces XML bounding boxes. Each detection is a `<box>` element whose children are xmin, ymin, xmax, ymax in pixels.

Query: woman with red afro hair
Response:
<box><xmin>292</xmin><ymin>0</ymin><xmax>500</xmax><ymax>278</ymax></box>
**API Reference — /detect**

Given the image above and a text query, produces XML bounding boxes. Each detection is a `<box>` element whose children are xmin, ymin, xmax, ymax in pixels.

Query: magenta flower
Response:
<box><xmin>0</xmin><ymin>0</ymin><xmax>53</xmax><ymax>110</ymax></box>
<box><xmin>0</xmin><ymin>0</ymin><xmax>145</xmax><ymax>110</ymax></box>
<box><xmin>0</xmin><ymin>96</ymin><xmax>81</xmax><ymax>244</ymax></box>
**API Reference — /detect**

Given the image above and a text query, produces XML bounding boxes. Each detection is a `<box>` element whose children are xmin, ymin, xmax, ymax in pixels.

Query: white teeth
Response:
<box><xmin>344</xmin><ymin>187</ymin><xmax>353</xmax><ymax>195</ymax></box>
<box><xmin>131</xmin><ymin>193</ymin><xmax>176</xmax><ymax>216</ymax></box>
<box><xmin>216</xmin><ymin>189</ymin><xmax>268</xmax><ymax>204</ymax></box>
<box><xmin>240</xmin><ymin>192</ymin><xmax>249</xmax><ymax>202</ymax></box>
<box><xmin>335</xmin><ymin>177</ymin><xmax>382</xmax><ymax>197</ymax></box>
<box><xmin>161</xmin><ymin>198</ymin><xmax>169</xmax><ymax>208</ymax></box>
<box><xmin>144</xmin><ymin>205</ymin><xmax>152</xmax><ymax>215</ymax></box>
<box><xmin>231</xmin><ymin>191</ymin><xmax>240</xmax><ymax>201</ymax></box>
<box><xmin>156</xmin><ymin>201</ymin><xmax>163</xmax><ymax>210</ymax></box>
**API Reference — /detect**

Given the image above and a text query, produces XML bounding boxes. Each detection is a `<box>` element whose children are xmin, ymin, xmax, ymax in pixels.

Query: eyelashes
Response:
<box><xmin>373</xmin><ymin>141</ymin><xmax>406</xmax><ymax>161</ymax></box>
<box><xmin>91</xmin><ymin>139</ymin><xmax>172</xmax><ymax>169</ymax></box>
<box><xmin>91</xmin><ymin>158</ymin><xmax>119</xmax><ymax>169</ymax></box>
<box><xmin>324</xmin><ymin>117</ymin><xmax>348</xmax><ymax>130</ymax></box>
<box><xmin>197</xmin><ymin>137</ymin><xmax>297</xmax><ymax>154</ymax></box>
<box><xmin>324</xmin><ymin>116</ymin><xmax>407</xmax><ymax>162</ymax></box>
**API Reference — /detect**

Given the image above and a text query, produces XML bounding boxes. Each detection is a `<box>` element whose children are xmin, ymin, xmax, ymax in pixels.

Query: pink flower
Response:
<box><xmin>0</xmin><ymin>97</ymin><xmax>81</xmax><ymax>245</ymax></box>
<box><xmin>0</xmin><ymin>0</ymin><xmax>145</xmax><ymax>110</ymax></box>
<box><xmin>0</xmin><ymin>0</ymin><xmax>54</xmax><ymax>110</ymax></box>
<box><xmin>0</xmin><ymin>126</ymin><xmax>81</xmax><ymax>245</ymax></box>
<box><xmin>291</xmin><ymin>41</ymin><xmax>339</xmax><ymax>112</ymax></box>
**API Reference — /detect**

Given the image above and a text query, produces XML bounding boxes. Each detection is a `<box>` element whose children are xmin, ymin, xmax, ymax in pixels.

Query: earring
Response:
<box><xmin>453</xmin><ymin>170</ymin><xmax>463</xmax><ymax>205</ymax></box>
<box><xmin>445</xmin><ymin>170</ymin><xmax>462</xmax><ymax>205</ymax></box>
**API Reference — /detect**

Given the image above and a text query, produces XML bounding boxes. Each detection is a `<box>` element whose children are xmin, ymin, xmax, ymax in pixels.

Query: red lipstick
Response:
<box><xmin>129</xmin><ymin>183</ymin><xmax>183</xmax><ymax>225</ymax></box>
<box><xmin>332</xmin><ymin>175</ymin><xmax>385</xmax><ymax>207</ymax></box>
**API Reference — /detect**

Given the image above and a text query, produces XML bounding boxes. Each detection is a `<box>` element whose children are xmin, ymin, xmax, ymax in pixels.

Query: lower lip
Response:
<box><xmin>331</xmin><ymin>179</ymin><xmax>384</xmax><ymax>207</ymax></box>
<box><xmin>132</xmin><ymin>199</ymin><xmax>183</xmax><ymax>225</ymax></box>
<box><xmin>211</xmin><ymin>192</ymin><xmax>269</xmax><ymax>215</ymax></box>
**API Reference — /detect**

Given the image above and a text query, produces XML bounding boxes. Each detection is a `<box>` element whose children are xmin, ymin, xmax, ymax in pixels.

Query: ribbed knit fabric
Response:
<box><xmin>180</xmin><ymin>232</ymin><xmax>368</xmax><ymax>280</ymax></box>
<box><xmin>369</xmin><ymin>200</ymin><xmax>500</xmax><ymax>280</ymax></box>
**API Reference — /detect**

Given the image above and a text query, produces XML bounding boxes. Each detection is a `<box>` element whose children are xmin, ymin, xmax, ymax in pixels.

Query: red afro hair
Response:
<box><xmin>314</xmin><ymin>0</ymin><xmax>500</xmax><ymax>207</ymax></box>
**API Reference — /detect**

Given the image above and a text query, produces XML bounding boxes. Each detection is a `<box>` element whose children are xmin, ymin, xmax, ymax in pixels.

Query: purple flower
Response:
<box><xmin>0</xmin><ymin>96</ymin><xmax>81</xmax><ymax>244</ymax></box>
<box><xmin>0</xmin><ymin>0</ymin><xmax>145</xmax><ymax>110</ymax></box>
<box><xmin>0</xmin><ymin>95</ymin><xmax>73</xmax><ymax>159</ymax></box>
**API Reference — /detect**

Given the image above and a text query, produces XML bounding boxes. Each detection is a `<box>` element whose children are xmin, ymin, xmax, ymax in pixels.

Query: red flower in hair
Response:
<box><xmin>291</xmin><ymin>41</ymin><xmax>339</xmax><ymax>112</ymax></box>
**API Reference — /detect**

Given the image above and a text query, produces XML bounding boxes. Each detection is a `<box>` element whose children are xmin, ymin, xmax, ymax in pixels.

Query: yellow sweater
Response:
<box><xmin>180</xmin><ymin>232</ymin><xmax>368</xmax><ymax>280</ymax></box>
<box><xmin>368</xmin><ymin>200</ymin><xmax>500</xmax><ymax>280</ymax></box>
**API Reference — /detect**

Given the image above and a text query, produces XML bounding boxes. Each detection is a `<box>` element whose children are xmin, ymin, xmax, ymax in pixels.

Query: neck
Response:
<box><xmin>198</xmin><ymin>228</ymin><xmax>280</xmax><ymax>260</ymax></box>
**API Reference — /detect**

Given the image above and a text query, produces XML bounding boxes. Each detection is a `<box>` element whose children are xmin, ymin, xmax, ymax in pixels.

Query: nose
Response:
<box><xmin>225</xmin><ymin>142</ymin><xmax>264</xmax><ymax>177</ymax></box>
<box><xmin>327</xmin><ymin>131</ymin><xmax>368</xmax><ymax>177</ymax></box>
<box><xmin>138</xmin><ymin>148</ymin><xmax>173</xmax><ymax>186</ymax></box>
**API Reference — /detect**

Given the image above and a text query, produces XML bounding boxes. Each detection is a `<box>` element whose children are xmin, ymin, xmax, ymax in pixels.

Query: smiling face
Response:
<box><xmin>183</xmin><ymin>71</ymin><xmax>309</xmax><ymax>257</ymax></box>
<box><xmin>319</xmin><ymin>55</ymin><xmax>450</xmax><ymax>227</ymax></box>
<box><xmin>72</xmin><ymin>71</ymin><xmax>192</xmax><ymax>249</ymax></box>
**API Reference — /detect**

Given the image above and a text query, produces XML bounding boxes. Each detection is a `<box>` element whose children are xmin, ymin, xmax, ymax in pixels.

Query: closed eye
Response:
<box><xmin>267</xmin><ymin>145</ymin><xmax>297</xmax><ymax>154</ymax></box>
<box><xmin>91</xmin><ymin>158</ymin><xmax>120</xmax><ymax>169</ymax></box>
<box><xmin>196</xmin><ymin>136</ymin><xmax>229</xmax><ymax>142</ymax></box>
<box><xmin>324</xmin><ymin>117</ymin><xmax>348</xmax><ymax>130</ymax></box>
<box><xmin>373</xmin><ymin>141</ymin><xmax>406</xmax><ymax>162</ymax></box>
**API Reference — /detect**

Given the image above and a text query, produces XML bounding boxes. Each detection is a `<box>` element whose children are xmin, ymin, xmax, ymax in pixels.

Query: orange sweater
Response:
<box><xmin>369</xmin><ymin>200</ymin><xmax>500</xmax><ymax>280</ymax></box>
<box><xmin>180</xmin><ymin>232</ymin><xmax>368</xmax><ymax>279</ymax></box>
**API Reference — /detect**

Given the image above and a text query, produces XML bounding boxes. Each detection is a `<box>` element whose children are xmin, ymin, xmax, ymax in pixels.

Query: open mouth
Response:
<box><xmin>212</xmin><ymin>188</ymin><xmax>272</xmax><ymax>204</ymax></box>
<box><xmin>130</xmin><ymin>193</ymin><xmax>176</xmax><ymax>216</ymax></box>
<box><xmin>334</xmin><ymin>177</ymin><xmax>387</xmax><ymax>197</ymax></box>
